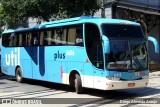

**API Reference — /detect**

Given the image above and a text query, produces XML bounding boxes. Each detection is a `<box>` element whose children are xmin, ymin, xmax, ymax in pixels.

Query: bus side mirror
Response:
<box><xmin>148</xmin><ymin>36</ymin><xmax>159</xmax><ymax>53</ymax></box>
<box><xmin>102</xmin><ymin>35</ymin><xmax>110</xmax><ymax>54</ymax></box>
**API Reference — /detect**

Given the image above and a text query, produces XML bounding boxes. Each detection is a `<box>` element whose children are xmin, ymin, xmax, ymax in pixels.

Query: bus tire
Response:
<box><xmin>16</xmin><ymin>67</ymin><xmax>23</xmax><ymax>83</ymax></box>
<box><xmin>75</xmin><ymin>74</ymin><xmax>83</xmax><ymax>94</ymax></box>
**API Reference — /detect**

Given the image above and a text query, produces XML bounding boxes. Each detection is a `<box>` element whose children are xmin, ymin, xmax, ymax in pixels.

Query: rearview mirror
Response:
<box><xmin>102</xmin><ymin>35</ymin><xmax>110</xmax><ymax>54</ymax></box>
<box><xmin>148</xmin><ymin>36</ymin><xmax>159</xmax><ymax>53</ymax></box>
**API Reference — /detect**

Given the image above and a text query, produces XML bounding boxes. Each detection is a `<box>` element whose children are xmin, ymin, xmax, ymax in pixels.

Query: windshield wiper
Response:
<box><xmin>132</xmin><ymin>53</ymin><xmax>143</xmax><ymax>70</ymax></box>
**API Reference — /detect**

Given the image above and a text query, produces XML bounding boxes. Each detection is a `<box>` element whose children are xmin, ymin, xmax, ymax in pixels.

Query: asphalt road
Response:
<box><xmin>0</xmin><ymin>75</ymin><xmax>160</xmax><ymax>107</ymax></box>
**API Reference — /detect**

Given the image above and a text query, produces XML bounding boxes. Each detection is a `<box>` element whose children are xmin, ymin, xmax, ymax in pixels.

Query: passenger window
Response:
<box><xmin>9</xmin><ymin>33</ymin><xmax>15</xmax><ymax>47</ymax></box>
<box><xmin>2</xmin><ymin>33</ymin><xmax>10</xmax><ymax>47</ymax></box>
<box><xmin>47</xmin><ymin>30</ymin><xmax>52</xmax><ymax>45</ymax></box>
<box><xmin>13</xmin><ymin>33</ymin><xmax>18</xmax><ymax>46</ymax></box>
<box><xmin>62</xmin><ymin>28</ymin><xmax>67</xmax><ymax>45</ymax></box>
<box><xmin>75</xmin><ymin>26</ymin><xmax>83</xmax><ymax>46</ymax></box>
<box><xmin>27</xmin><ymin>32</ymin><xmax>32</xmax><ymax>46</ymax></box>
<box><xmin>68</xmin><ymin>27</ymin><xmax>76</xmax><ymax>45</ymax></box>
<box><xmin>55</xmin><ymin>28</ymin><xmax>63</xmax><ymax>45</ymax></box>
<box><xmin>40</xmin><ymin>31</ymin><xmax>44</xmax><ymax>46</ymax></box>
<box><xmin>19</xmin><ymin>33</ymin><xmax>22</xmax><ymax>46</ymax></box>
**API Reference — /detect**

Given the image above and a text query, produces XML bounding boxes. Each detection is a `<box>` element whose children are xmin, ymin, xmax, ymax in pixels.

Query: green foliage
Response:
<box><xmin>59</xmin><ymin>0</ymin><xmax>100</xmax><ymax>18</ymax></box>
<box><xmin>0</xmin><ymin>0</ymin><xmax>27</xmax><ymax>28</ymax></box>
<box><xmin>0</xmin><ymin>0</ymin><xmax>100</xmax><ymax>28</ymax></box>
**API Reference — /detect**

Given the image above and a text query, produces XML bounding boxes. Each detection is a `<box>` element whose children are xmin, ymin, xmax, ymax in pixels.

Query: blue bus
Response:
<box><xmin>1</xmin><ymin>16</ymin><xmax>159</xmax><ymax>94</ymax></box>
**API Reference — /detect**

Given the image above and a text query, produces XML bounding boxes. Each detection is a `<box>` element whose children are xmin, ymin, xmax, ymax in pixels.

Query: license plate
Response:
<box><xmin>128</xmin><ymin>83</ymin><xmax>135</xmax><ymax>87</ymax></box>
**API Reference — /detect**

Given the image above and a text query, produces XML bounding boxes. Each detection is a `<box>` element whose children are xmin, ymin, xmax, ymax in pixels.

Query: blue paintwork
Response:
<box><xmin>39</xmin><ymin>47</ymin><xmax>45</xmax><ymax>76</ymax></box>
<box><xmin>1</xmin><ymin>16</ymin><xmax>147</xmax><ymax>83</ymax></box>
<box><xmin>148</xmin><ymin>36</ymin><xmax>159</xmax><ymax>53</ymax></box>
<box><xmin>102</xmin><ymin>35</ymin><xmax>110</xmax><ymax>53</ymax></box>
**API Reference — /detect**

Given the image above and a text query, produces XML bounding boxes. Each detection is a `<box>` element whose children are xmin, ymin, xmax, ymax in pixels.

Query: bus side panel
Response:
<box><xmin>46</xmin><ymin>61</ymin><xmax>63</xmax><ymax>83</ymax></box>
<box><xmin>32</xmin><ymin>47</ymin><xmax>48</xmax><ymax>81</ymax></box>
<box><xmin>21</xmin><ymin>47</ymin><xmax>34</xmax><ymax>79</ymax></box>
<box><xmin>21</xmin><ymin>60</ymin><xmax>32</xmax><ymax>79</ymax></box>
<box><xmin>45</xmin><ymin>47</ymin><xmax>65</xmax><ymax>83</ymax></box>
<box><xmin>1</xmin><ymin>47</ymin><xmax>18</xmax><ymax>76</ymax></box>
<box><xmin>20</xmin><ymin>47</ymin><xmax>35</xmax><ymax>79</ymax></box>
<box><xmin>1</xmin><ymin>58</ymin><xmax>15</xmax><ymax>76</ymax></box>
<box><xmin>83</xmin><ymin>63</ymin><xmax>94</xmax><ymax>88</ymax></box>
<box><xmin>67</xmin><ymin>62</ymin><xmax>83</xmax><ymax>82</ymax></box>
<box><xmin>61</xmin><ymin>62</ymin><xmax>68</xmax><ymax>84</ymax></box>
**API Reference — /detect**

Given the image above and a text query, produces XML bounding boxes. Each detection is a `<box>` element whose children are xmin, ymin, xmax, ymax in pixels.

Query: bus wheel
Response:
<box><xmin>16</xmin><ymin>67</ymin><xmax>23</xmax><ymax>83</ymax></box>
<box><xmin>74</xmin><ymin>74</ymin><xmax>83</xmax><ymax>94</ymax></box>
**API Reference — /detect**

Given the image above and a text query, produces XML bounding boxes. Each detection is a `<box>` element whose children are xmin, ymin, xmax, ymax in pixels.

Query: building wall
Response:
<box><xmin>115</xmin><ymin>7</ymin><xmax>160</xmax><ymax>63</ymax></box>
<box><xmin>28</xmin><ymin>18</ymin><xmax>38</xmax><ymax>27</ymax></box>
<box><xmin>94</xmin><ymin>7</ymin><xmax>112</xmax><ymax>18</ymax></box>
<box><xmin>124</xmin><ymin>0</ymin><xmax>160</xmax><ymax>7</ymax></box>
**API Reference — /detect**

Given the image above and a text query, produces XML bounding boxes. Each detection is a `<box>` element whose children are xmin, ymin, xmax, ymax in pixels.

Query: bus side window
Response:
<box><xmin>13</xmin><ymin>33</ymin><xmax>18</xmax><ymax>46</ymax></box>
<box><xmin>9</xmin><ymin>37</ymin><xmax>13</xmax><ymax>46</ymax></box>
<box><xmin>68</xmin><ymin>27</ymin><xmax>76</xmax><ymax>45</ymax></box>
<box><xmin>47</xmin><ymin>30</ymin><xmax>52</xmax><ymax>45</ymax></box>
<box><xmin>40</xmin><ymin>31</ymin><xmax>44</xmax><ymax>46</ymax></box>
<box><xmin>32</xmin><ymin>31</ymin><xmax>39</xmax><ymax>46</ymax></box>
<box><xmin>9</xmin><ymin>33</ymin><xmax>15</xmax><ymax>46</ymax></box>
<box><xmin>22</xmin><ymin>33</ymin><xmax>26</xmax><ymax>46</ymax></box>
<box><xmin>27</xmin><ymin>33</ymin><xmax>32</xmax><ymax>46</ymax></box>
<box><xmin>75</xmin><ymin>26</ymin><xmax>83</xmax><ymax>46</ymax></box>
<box><xmin>52</xmin><ymin>30</ymin><xmax>56</xmax><ymax>45</ymax></box>
<box><xmin>2</xmin><ymin>33</ymin><xmax>10</xmax><ymax>47</ymax></box>
<box><xmin>62</xmin><ymin>28</ymin><xmax>67</xmax><ymax>45</ymax></box>
<box><xmin>19</xmin><ymin>33</ymin><xmax>22</xmax><ymax>46</ymax></box>
<box><xmin>33</xmin><ymin>37</ymin><xmax>38</xmax><ymax>46</ymax></box>
<box><xmin>55</xmin><ymin>28</ymin><xmax>62</xmax><ymax>45</ymax></box>
<box><xmin>43</xmin><ymin>31</ymin><xmax>48</xmax><ymax>46</ymax></box>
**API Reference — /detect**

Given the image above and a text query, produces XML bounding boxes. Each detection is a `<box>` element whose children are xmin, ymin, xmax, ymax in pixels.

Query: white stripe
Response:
<box><xmin>62</xmin><ymin>73</ymin><xmax>149</xmax><ymax>90</ymax></box>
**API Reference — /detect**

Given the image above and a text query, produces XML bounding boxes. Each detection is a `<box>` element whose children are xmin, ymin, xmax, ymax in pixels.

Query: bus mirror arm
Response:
<box><xmin>148</xmin><ymin>36</ymin><xmax>159</xmax><ymax>53</ymax></box>
<box><xmin>102</xmin><ymin>35</ymin><xmax>110</xmax><ymax>54</ymax></box>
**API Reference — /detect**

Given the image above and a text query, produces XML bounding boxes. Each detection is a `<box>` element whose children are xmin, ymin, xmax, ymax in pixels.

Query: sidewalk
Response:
<box><xmin>149</xmin><ymin>71</ymin><xmax>160</xmax><ymax>78</ymax></box>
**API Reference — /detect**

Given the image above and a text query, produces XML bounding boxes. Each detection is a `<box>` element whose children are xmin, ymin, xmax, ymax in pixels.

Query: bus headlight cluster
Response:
<box><xmin>142</xmin><ymin>75</ymin><xmax>149</xmax><ymax>79</ymax></box>
<box><xmin>106</xmin><ymin>76</ymin><xmax>120</xmax><ymax>81</ymax></box>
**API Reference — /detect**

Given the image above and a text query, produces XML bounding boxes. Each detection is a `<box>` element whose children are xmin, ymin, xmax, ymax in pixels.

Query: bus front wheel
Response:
<box><xmin>75</xmin><ymin>74</ymin><xmax>83</xmax><ymax>94</ymax></box>
<box><xmin>16</xmin><ymin>67</ymin><xmax>23</xmax><ymax>83</ymax></box>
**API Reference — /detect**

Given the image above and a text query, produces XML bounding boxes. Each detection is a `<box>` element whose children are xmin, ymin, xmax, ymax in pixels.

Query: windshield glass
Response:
<box><xmin>102</xmin><ymin>24</ymin><xmax>145</xmax><ymax>38</ymax></box>
<box><xmin>106</xmin><ymin>40</ymin><xmax>148</xmax><ymax>71</ymax></box>
<box><xmin>102</xmin><ymin>24</ymin><xmax>148</xmax><ymax>71</ymax></box>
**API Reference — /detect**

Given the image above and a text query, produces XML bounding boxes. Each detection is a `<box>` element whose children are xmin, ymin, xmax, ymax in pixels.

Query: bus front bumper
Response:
<box><xmin>104</xmin><ymin>79</ymin><xmax>149</xmax><ymax>90</ymax></box>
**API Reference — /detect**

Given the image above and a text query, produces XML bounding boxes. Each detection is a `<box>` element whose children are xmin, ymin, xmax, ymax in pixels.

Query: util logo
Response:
<box><xmin>5</xmin><ymin>48</ymin><xmax>20</xmax><ymax>66</ymax></box>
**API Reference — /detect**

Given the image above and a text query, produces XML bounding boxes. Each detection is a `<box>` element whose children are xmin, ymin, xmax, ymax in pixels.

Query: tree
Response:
<box><xmin>0</xmin><ymin>0</ymin><xmax>27</xmax><ymax>28</ymax></box>
<box><xmin>59</xmin><ymin>0</ymin><xmax>100</xmax><ymax>18</ymax></box>
<box><xmin>0</xmin><ymin>0</ymin><xmax>100</xmax><ymax>28</ymax></box>
<box><xmin>0</xmin><ymin>0</ymin><xmax>59</xmax><ymax>28</ymax></box>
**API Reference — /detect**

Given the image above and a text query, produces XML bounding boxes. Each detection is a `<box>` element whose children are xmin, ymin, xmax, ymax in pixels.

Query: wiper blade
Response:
<box><xmin>132</xmin><ymin>55</ymin><xmax>143</xmax><ymax>69</ymax></box>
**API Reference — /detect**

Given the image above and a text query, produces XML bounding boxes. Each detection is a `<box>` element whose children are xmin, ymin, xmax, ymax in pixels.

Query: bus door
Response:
<box><xmin>84</xmin><ymin>23</ymin><xmax>104</xmax><ymax>89</ymax></box>
<box><xmin>92</xmin><ymin>41</ymin><xmax>104</xmax><ymax>89</ymax></box>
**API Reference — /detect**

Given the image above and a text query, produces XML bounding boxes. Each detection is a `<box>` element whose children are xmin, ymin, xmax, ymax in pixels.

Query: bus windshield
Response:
<box><xmin>102</xmin><ymin>24</ymin><xmax>148</xmax><ymax>71</ymax></box>
<box><xmin>101</xmin><ymin>24</ymin><xmax>145</xmax><ymax>38</ymax></box>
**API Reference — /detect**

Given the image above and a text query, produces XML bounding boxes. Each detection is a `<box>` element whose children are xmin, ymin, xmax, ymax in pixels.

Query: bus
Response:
<box><xmin>1</xmin><ymin>16</ymin><xmax>159</xmax><ymax>94</ymax></box>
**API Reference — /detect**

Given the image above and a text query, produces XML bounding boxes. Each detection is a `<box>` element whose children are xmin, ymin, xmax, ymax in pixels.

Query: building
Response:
<box><xmin>98</xmin><ymin>0</ymin><xmax>160</xmax><ymax>69</ymax></box>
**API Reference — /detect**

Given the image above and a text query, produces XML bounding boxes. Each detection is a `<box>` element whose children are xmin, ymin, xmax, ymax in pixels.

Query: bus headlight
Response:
<box><xmin>142</xmin><ymin>75</ymin><xmax>149</xmax><ymax>79</ymax></box>
<box><xmin>106</xmin><ymin>76</ymin><xmax>120</xmax><ymax>81</ymax></box>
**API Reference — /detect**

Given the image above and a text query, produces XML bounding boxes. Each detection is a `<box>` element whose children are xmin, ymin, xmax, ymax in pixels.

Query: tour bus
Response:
<box><xmin>1</xmin><ymin>16</ymin><xmax>159</xmax><ymax>94</ymax></box>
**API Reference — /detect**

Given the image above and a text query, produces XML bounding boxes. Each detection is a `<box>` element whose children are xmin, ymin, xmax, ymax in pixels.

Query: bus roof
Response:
<box><xmin>2</xmin><ymin>16</ymin><xmax>140</xmax><ymax>34</ymax></box>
